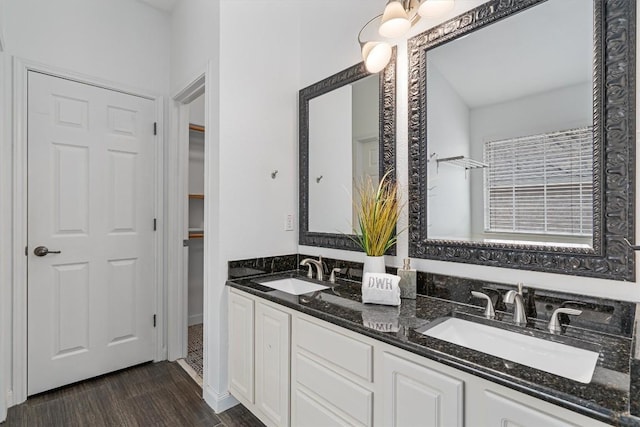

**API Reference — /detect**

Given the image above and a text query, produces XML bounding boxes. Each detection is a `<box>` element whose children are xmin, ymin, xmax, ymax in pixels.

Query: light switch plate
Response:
<box><xmin>285</xmin><ymin>214</ymin><xmax>294</xmax><ymax>231</ymax></box>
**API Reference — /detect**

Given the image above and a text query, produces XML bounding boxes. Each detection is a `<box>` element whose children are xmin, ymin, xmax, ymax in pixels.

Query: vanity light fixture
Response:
<box><xmin>358</xmin><ymin>0</ymin><xmax>455</xmax><ymax>72</ymax></box>
<box><xmin>418</xmin><ymin>0</ymin><xmax>455</xmax><ymax>17</ymax></box>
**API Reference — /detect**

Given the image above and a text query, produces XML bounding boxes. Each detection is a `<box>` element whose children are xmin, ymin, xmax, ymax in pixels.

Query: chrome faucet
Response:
<box><xmin>300</xmin><ymin>256</ymin><xmax>324</xmax><ymax>281</ymax></box>
<box><xmin>503</xmin><ymin>283</ymin><xmax>527</xmax><ymax>326</ymax></box>
<box><xmin>548</xmin><ymin>307</ymin><xmax>582</xmax><ymax>334</ymax></box>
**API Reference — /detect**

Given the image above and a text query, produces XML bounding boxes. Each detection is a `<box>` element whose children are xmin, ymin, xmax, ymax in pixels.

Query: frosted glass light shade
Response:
<box><xmin>379</xmin><ymin>1</ymin><xmax>411</xmax><ymax>38</ymax></box>
<box><xmin>362</xmin><ymin>41</ymin><xmax>392</xmax><ymax>73</ymax></box>
<box><xmin>418</xmin><ymin>0</ymin><xmax>455</xmax><ymax>17</ymax></box>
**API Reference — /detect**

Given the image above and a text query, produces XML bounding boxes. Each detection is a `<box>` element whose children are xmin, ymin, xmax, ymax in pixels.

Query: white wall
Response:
<box><xmin>298</xmin><ymin>0</ymin><xmax>640</xmax><ymax>303</ymax></box>
<box><xmin>170</xmin><ymin>0</ymin><xmax>220</xmax><ymax>95</ymax></box>
<box><xmin>469</xmin><ymin>82</ymin><xmax>593</xmax><ymax>240</ymax></box>
<box><xmin>189</xmin><ymin>94</ymin><xmax>206</xmax><ymax>127</ymax></box>
<box><xmin>427</xmin><ymin>64</ymin><xmax>472</xmax><ymax>240</ymax></box>
<box><xmin>0</xmin><ymin>0</ymin><xmax>6</xmax><ymax>51</ymax></box>
<box><xmin>299</xmin><ymin>0</ymin><xmax>383</xmax><ymax>88</ymax></box>
<box><xmin>170</xmin><ymin>0</ymin><xmax>300</xmax><ymax>411</ymax></box>
<box><xmin>3</xmin><ymin>0</ymin><xmax>170</xmax><ymax>94</ymax></box>
<box><xmin>217</xmin><ymin>0</ymin><xmax>300</xmax><ymax>407</ymax></box>
<box><xmin>218</xmin><ymin>0</ymin><xmax>299</xmax><ymax>264</ymax></box>
<box><xmin>308</xmin><ymin>85</ymin><xmax>353</xmax><ymax>234</ymax></box>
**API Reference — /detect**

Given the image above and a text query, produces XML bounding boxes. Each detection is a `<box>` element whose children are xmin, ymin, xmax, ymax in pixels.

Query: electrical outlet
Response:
<box><xmin>285</xmin><ymin>214</ymin><xmax>294</xmax><ymax>231</ymax></box>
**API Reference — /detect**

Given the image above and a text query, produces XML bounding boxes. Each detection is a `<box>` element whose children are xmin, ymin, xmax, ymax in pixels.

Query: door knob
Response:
<box><xmin>33</xmin><ymin>246</ymin><xmax>61</xmax><ymax>257</ymax></box>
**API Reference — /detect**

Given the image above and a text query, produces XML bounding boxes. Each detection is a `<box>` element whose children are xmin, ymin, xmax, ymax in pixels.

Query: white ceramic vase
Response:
<box><xmin>363</xmin><ymin>255</ymin><xmax>386</xmax><ymax>276</ymax></box>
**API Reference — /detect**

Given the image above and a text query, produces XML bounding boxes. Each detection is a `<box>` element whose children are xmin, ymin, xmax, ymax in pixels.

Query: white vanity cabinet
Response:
<box><xmin>228</xmin><ymin>290</ymin><xmax>254</xmax><ymax>404</ymax></box>
<box><xmin>228</xmin><ymin>288</ymin><xmax>613</xmax><ymax>427</ymax></box>
<box><xmin>291</xmin><ymin>316</ymin><xmax>375</xmax><ymax>427</ymax></box>
<box><xmin>380</xmin><ymin>351</ymin><xmax>464</xmax><ymax>427</ymax></box>
<box><xmin>228</xmin><ymin>289</ymin><xmax>290</xmax><ymax>427</ymax></box>
<box><xmin>378</xmin><ymin>343</ymin><xmax>610</xmax><ymax>427</ymax></box>
<box><xmin>467</xmin><ymin>383</ymin><xmax>610</xmax><ymax>427</ymax></box>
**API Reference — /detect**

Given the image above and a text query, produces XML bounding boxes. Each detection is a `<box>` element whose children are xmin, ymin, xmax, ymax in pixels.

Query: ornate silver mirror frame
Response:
<box><xmin>299</xmin><ymin>52</ymin><xmax>397</xmax><ymax>251</ymax></box>
<box><xmin>408</xmin><ymin>0</ymin><xmax>636</xmax><ymax>280</ymax></box>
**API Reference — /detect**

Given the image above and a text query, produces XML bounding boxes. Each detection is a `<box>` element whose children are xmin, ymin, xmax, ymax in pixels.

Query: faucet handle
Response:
<box><xmin>548</xmin><ymin>307</ymin><xmax>582</xmax><ymax>333</ymax></box>
<box><xmin>329</xmin><ymin>267</ymin><xmax>344</xmax><ymax>283</ymax></box>
<box><xmin>471</xmin><ymin>291</ymin><xmax>495</xmax><ymax>319</ymax></box>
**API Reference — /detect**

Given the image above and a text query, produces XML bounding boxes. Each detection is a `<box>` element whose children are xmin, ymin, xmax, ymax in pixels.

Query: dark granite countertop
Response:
<box><xmin>227</xmin><ymin>270</ymin><xmax>640</xmax><ymax>427</ymax></box>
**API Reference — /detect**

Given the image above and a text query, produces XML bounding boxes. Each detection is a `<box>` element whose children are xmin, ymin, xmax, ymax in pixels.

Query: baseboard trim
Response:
<box><xmin>0</xmin><ymin>389</ymin><xmax>12</xmax><ymax>423</ymax></box>
<box><xmin>188</xmin><ymin>314</ymin><xmax>203</xmax><ymax>326</ymax></box>
<box><xmin>203</xmin><ymin>385</ymin><xmax>239</xmax><ymax>414</ymax></box>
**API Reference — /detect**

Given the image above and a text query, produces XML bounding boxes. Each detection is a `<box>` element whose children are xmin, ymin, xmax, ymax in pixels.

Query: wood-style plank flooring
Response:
<box><xmin>3</xmin><ymin>361</ymin><xmax>265</xmax><ymax>427</ymax></box>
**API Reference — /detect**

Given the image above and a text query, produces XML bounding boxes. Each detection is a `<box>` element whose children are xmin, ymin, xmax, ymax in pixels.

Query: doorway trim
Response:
<box><xmin>0</xmin><ymin>53</ymin><xmax>11</xmax><ymax>423</ymax></box>
<box><xmin>167</xmin><ymin>72</ymin><xmax>205</xmax><ymax>362</ymax></box>
<box><xmin>167</xmin><ymin>63</ymin><xmax>237</xmax><ymax>413</ymax></box>
<box><xmin>11</xmin><ymin>58</ymin><xmax>165</xmax><ymax>406</ymax></box>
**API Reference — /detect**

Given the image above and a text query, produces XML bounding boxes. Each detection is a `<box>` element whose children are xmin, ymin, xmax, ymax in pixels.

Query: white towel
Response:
<box><xmin>361</xmin><ymin>272</ymin><xmax>401</xmax><ymax>306</ymax></box>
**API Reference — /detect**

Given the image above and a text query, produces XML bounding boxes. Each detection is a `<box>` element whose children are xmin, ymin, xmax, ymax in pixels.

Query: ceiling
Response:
<box><xmin>136</xmin><ymin>0</ymin><xmax>177</xmax><ymax>12</ymax></box>
<box><xmin>427</xmin><ymin>0</ymin><xmax>593</xmax><ymax>109</ymax></box>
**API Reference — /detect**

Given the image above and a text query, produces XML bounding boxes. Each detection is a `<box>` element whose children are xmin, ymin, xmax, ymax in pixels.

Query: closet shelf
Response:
<box><xmin>189</xmin><ymin>123</ymin><xmax>205</xmax><ymax>133</ymax></box>
<box><xmin>188</xmin><ymin>228</ymin><xmax>204</xmax><ymax>239</ymax></box>
<box><xmin>189</xmin><ymin>194</ymin><xmax>205</xmax><ymax>200</ymax></box>
<box><xmin>436</xmin><ymin>156</ymin><xmax>487</xmax><ymax>170</ymax></box>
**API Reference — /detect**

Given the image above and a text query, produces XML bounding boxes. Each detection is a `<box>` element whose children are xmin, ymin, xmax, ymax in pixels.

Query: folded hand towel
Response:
<box><xmin>361</xmin><ymin>272</ymin><xmax>401</xmax><ymax>306</ymax></box>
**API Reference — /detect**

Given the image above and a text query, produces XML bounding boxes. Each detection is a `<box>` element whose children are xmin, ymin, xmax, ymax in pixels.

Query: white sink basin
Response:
<box><xmin>419</xmin><ymin>317</ymin><xmax>599</xmax><ymax>383</ymax></box>
<box><xmin>256</xmin><ymin>278</ymin><xmax>329</xmax><ymax>295</ymax></box>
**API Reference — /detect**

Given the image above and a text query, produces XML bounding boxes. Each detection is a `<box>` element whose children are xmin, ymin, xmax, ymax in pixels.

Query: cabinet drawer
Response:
<box><xmin>295</xmin><ymin>317</ymin><xmax>373</xmax><ymax>381</ymax></box>
<box><xmin>295</xmin><ymin>353</ymin><xmax>373</xmax><ymax>426</ymax></box>
<box><xmin>294</xmin><ymin>388</ymin><xmax>353</xmax><ymax>427</ymax></box>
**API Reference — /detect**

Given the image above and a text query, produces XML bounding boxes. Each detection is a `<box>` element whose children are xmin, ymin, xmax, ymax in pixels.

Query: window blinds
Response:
<box><xmin>483</xmin><ymin>127</ymin><xmax>593</xmax><ymax>236</ymax></box>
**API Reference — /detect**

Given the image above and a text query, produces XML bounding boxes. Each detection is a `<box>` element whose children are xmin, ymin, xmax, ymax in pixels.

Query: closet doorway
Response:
<box><xmin>182</xmin><ymin>94</ymin><xmax>205</xmax><ymax>382</ymax></box>
<box><xmin>166</xmin><ymin>72</ymin><xmax>208</xmax><ymax>388</ymax></box>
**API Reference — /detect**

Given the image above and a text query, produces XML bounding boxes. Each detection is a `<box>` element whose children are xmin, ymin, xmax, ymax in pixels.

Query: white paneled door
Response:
<box><xmin>27</xmin><ymin>71</ymin><xmax>157</xmax><ymax>395</ymax></box>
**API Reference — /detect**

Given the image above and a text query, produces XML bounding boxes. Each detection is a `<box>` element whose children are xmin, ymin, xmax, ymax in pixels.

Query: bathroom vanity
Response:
<box><xmin>227</xmin><ymin>269</ymin><xmax>638</xmax><ymax>427</ymax></box>
<box><xmin>274</xmin><ymin>0</ymin><xmax>639</xmax><ymax>424</ymax></box>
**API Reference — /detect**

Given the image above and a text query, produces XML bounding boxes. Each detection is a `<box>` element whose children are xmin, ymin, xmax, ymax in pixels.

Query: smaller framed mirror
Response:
<box><xmin>299</xmin><ymin>52</ymin><xmax>396</xmax><ymax>251</ymax></box>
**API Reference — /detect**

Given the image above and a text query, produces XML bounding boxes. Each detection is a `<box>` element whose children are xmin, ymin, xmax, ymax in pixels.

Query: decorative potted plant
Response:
<box><xmin>352</xmin><ymin>171</ymin><xmax>403</xmax><ymax>276</ymax></box>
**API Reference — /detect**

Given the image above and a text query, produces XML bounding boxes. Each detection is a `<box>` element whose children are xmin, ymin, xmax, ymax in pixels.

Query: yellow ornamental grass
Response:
<box><xmin>352</xmin><ymin>171</ymin><xmax>404</xmax><ymax>256</ymax></box>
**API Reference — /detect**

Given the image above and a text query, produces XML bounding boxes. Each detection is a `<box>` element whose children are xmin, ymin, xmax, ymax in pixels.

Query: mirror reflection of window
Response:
<box><xmin>425</xmin><ymin>0</ymin><xmax>593</xmax><ymax>247</ymax></box>
<box><xmin>483</xmin><ymin>127</ymin><xmax>593</xmax><ymax>247</ymax></box>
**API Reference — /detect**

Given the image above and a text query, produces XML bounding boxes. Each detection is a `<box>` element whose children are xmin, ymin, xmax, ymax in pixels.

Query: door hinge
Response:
<box><xmin>153</xmin><ymin>314</ymin><xmax>157</xmax><ymax>328</ymax></box>
<box><xmin>153</xmin><ymin>218</ymin><xmax>157</xmax><ymax>231</ymax></box>
<box><xmin>153</xmin><ymin>122</ymin><xmax>157</xmax><ymax>135</ymax></box>
<box><xmin>25</xmin><ymin>246</ymin><xmax>28</xmax><ymax>256</ymax></box>
<box><xmin>183</xmin><ymin>239</ymin><xmax>189</xmax><ymax>247</ymax></box>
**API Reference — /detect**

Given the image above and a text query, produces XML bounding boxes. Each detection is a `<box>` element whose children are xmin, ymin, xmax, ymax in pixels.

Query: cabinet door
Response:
<box><xmin>228</xmin><ymin>291</ymin><xmax>255</xmax><ymax>404</ymax></box>
<box><xmin>483</xmin><ymin>391</ymin><xmax>582</xmax><ymax>427</ymax></box>
<box><xmin>382</xmin><ymin>352</ymin><xmax>464</xmax><ymax>427</ymax></box>
<box><xmin>255</xmin><ymin>302</ymin><xmax>290</xmax><ymax>427</ymax></box>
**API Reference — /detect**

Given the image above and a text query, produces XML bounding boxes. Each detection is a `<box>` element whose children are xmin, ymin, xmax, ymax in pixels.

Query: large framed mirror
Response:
<box><xmin>299</xmin><ymin>51</ymin><xmax>396</xmax><ymax>251</ymax></box>
<box><xmin>408</xmin><ymin>0</ymin><xmax>635</xmax><ymax>280</ymax></box>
